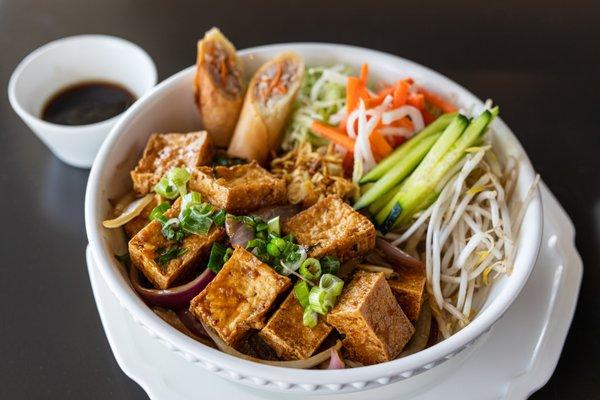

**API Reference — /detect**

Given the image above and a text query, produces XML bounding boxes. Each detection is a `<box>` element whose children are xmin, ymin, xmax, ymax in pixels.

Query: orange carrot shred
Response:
<box><xmin>360</xmin><ymin>64</ymin><xmax>369</xmax><ymax>83</ymax></box>
<box><xmin>311</xmin><ymin>121</ymin><xmax>355</xmax><ymax>151</ymax></box>
<box><xmin>392</xmin><ymin>80</ymin><xmax>410</xmax><ymax>108</ymax></box>
<box><xmin>370</xmin><ymin>130</ymin><xmax>393</xmax><ymax>160</ymax></box>
<box><xmin>419</xmin><ymin>88</ymin><xmax>458</xmax><ymax>113</ymax></box>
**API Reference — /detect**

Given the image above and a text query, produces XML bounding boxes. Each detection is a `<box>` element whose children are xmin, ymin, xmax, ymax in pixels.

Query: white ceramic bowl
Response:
<box><xmin>85</xmin><ymin>43</ymin><xmax>543</xmax><ymax>395</ymax></box>
<box><xmin>9</xmin><ymin>35</ymin><xmax>157</xmax><ymax>168</ymax></box>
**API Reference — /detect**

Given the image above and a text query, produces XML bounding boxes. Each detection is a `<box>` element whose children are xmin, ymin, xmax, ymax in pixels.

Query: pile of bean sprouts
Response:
<box><xmin>385</xmin><ymin>143</ymin><xmax>539</xmax><ymax>338</ymax></box>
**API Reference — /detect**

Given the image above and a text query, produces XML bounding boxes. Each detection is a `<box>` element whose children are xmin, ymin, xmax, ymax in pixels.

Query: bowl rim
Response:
<box><xmin>85</xmin><ymin>42</ymin><xmax>543</xmax><ymax>385</ymax></box>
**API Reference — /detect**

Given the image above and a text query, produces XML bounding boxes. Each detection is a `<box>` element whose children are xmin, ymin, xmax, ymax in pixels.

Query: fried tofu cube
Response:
<box><xmin>131</xmin><ymin>131</ymin><xmax>214</xmax><ymax>195</ymax></box>
<box><xmin>189</xmin><ymin>247</ymin><xmax>291</xmax><ymax>345</ymax></box>
<box><xmin>123</xmin><ymin>194</ymin><xmax>162</xmax><ymax>238</ymax></box>
<box><xmin>327</xmin><ymin>271</ymin><xmax>414</xmax><ymax>365</ymax></box>
<box><xmin>283</xmin><ymin>195</ymin><xmax>376</xmax><ymax>262</ymax></box>
<box><xmin>259</xmin><ymin>293</ymin><xmax>332</xmax><ymax>360</ymax></box>
<box><xmin>128</xmin><ymin>199</ymin><xmax>224</xmax><ymax>289</ymax></box>
<box><xmin>387</xmin><ymin>271</ymin><xmax>426</xmax><ymax>321</ymax></box>
<box><xmin>189</xmin><ymin>161</ymin><xmax>286</xmax><ymax>214</ymax></box>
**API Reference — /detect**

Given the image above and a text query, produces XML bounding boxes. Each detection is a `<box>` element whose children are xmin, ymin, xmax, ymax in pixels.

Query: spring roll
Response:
<box><xmin>228</xmin><ymin>52</ymin><xmax>304</xmax><ymax>164</ymax></box>
<box><xmin>195</xmin><ymin>27</ymin><xmax>244</xmax><ymax>147</ymax></box>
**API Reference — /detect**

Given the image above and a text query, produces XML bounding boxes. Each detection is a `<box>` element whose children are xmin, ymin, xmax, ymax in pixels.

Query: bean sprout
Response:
<box><xmin>391</xmin><ymin>145</ymin><xmax>538</xmax><ymax>337</ymax></box>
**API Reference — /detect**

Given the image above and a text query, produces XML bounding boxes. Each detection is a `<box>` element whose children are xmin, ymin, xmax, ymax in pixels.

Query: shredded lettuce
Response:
<box><xmin>282</xmin><ymin>65</ymin><xmax>351</xmax><ymax>149</ymax></box>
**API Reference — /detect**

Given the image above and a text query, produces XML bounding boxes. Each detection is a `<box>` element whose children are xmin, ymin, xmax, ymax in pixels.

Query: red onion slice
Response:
<box><xmin>175</xmin><ymin>308</ymin><xmax>210</xmax><ymax>339</ymax></box>
<box><xmin>376</xmin><ymin>237</ymin><xmax>424</xmax><ymax>273</ymax></box>
<box><xmin>129</xmin><ymin>267</ymin><xmax>215</xmax><ymax>309</ymax></box>
<box><xmin>327</xmin><ymin>348</ymin><xmax>345</xmax><ymax>369</ymax></box>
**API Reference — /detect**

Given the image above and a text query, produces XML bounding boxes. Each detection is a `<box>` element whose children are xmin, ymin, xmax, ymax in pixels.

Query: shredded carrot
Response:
<box><xmin>311</xmin><ymin>121</ymin><xmax>355</xmax><ymax>151</ymax></box>
<box><xmin>419</xmin><ymin>88</ymin><xmax>458</xmax><ymax>113</ymax></box>
<box><xmin>267</xmin><ymin>63</ymin><xmax>283</xmax><ymax>95</ymax></box>
<box><xmin>393</xmin><ymin>117</ymin><xmax>414</xmax><ymax>130</ymax></box>
<box><xmin>371</xmin><ymin>86</ymin><xmax>394</xmax><ymax>106</ymax></box>
<box><xmin>359</xmin><ymin>64</ymin><xmax>369</xmax><ymax>83</ymax></box>
<box><xmin>392</xmin><ymin>80</ymin><xmax>411</xmax><ymax>108</ymax></box>
<box><xmin>346</xmin><ymin>77</ymin><xmax>361</xmax><ymax>113</ymax></box>
<box><xmin>407</xmin><ymin>93</ymin><xmax>426</xmax><ymax>111</ymax></box>
<box><xmin>370</xmin><ymin>130</ymin><xmax>393</xmax><ymax>160</ymax></box>
<box><xmin>219</xmin><ymin>60</ymin><xmax>228</xmax><ymax>83</ymax></box>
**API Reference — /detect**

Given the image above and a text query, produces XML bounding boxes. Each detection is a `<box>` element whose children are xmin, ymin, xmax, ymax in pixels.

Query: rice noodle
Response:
<box><xmin>390</xmin><ymin>145</ymin><xmax>539</xmax><ymax>337</ymax></box>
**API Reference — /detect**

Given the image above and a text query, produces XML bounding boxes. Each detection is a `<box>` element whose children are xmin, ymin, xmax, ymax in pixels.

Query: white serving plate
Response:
<box><xmin>85</xmin><ymin>43</ymin><xmax>543</xmax><ymax>394</ymax></box>
<box><xmin>87</xmin><ymin>183</ymin><xmax>581</xmax><ymax>399</ymax></box>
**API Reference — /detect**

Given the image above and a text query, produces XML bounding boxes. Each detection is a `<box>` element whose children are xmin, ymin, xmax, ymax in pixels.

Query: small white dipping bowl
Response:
<box><xmin>85</xmin><ymin>43</ymin><xmax>543</xmax><ymax>395</ymax></box>
<box><xmin>8</xmin><ymin>35</ymin><xmax>157</xmax><ymax>168</ymax></box>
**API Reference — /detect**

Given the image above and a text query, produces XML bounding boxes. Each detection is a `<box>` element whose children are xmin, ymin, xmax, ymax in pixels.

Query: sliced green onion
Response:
<box><xmin>308</xmin><ymin>287</ymin><xmax>329</xmax><ymax>315</ymax></box>
<box><xmin>180</xmin><ymin>210</ymin><xmax>213</xmax><ymax>236</ymax></box>
<box><xmin>294</xmin><ymin>281</ymin><xmax>310</xmax><ymax>308</ymax></box>
<box><xmin>303</xmin><ymin>308</ymin><xmax>318</xmax><ymax>328</ymax></box>
<box><xmin>266</xmin><ymin>242</ymin><xmax>281</xmax><ymax>257</ymax></box>
<box><xmin>154</xmin><ymin>177</ymin><xmax>179</xmax><ymax>199</ymax></box>
<box><xmin>181</xmin><ymin>191</ymin><xmax>202</xmax><ymax>210</ymax></box>
<box><xmin>155</xmin><ymin>245</ymin><xmax>187</xmax><ymax>268</ymax></box>
<box><xmin>212</xmin><ymin>210</ymin><xmax>227</xmax><ymax>226</ymax></box>
<box><xmin>299</xmin><ymin>258</ymin><xmax>322</xmax><ymax>281</ymax></box>
<box><xmin>246</xmin><ymin>238</ymin><xmax>266</xmax><ymax>250</ymax></box>
<box><xmin>320</xmin><ymin>256</ymin><xmax>340</xmax><ymax>276</ymax></box>
<box><xmin>154</xmin><ymin>167</ymin><xmax>191</xmax><ymax>199</ymax></box>
<box><xmin>223</xmin><ymin>247</ymin><xmax>233</xmax><ymax>262</ymax></box>
<box><xmin>162</xmin><ymin>218</ymin><xmax>184</xmax><ymax>242</ymax></box>
<box><xmin>272</xmin><ymin>237</ymin><xmax>287</xmax><ymax>252</ymax></box>
<box><xmin>320</xmin><ymin>273</ymin><xmax>344</xmax><ymax>297</ymax></box>
<box><xmin>267</xmin><ymin>216</ymin><xmax>280</xmax><ymax>236</ymax></box>
<box><xmin>207</xmin><ymin>242</ymin><xmax>228</xmax><ymax>273</ymax></box>
<box><xmin>168</xmin><ymin>167</ymin><xmax>191</xmax><ymax>197</ymax></box>
<box><xmin>149</xmin><ymin>202</ymin><xmax>170</xmax><ymax>223</ymax></box>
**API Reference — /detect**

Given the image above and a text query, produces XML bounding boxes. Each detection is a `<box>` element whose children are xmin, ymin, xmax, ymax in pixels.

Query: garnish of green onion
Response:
<box><xmin>320</xmin><ymin>256</ymin><xmax>341</xmax><ymax>276</ymax></box>
<box><xmin>299</xmin><ymin>258</ymin><xmax>321</xmax><ymax>281</ymax></box>
<box><xmin>154</xmin><ymin>167</ymin><xmax>191</xmax><ymax>199</ymax></box>
<box><xmin>319</xmin><ymin>273</ymin><xmax>344</xmax><ymax>297</ymax></box>
<box><xmin>267</xmin><ymin>216</ymin><xmax>280</xmax><ymax>236</ymax></box>
<box><xmin>207</xmin><ymin>242</ymin><xmax>231</xmax><ymax>273</ymax></box>
<box><xmin>303</xmin><ymin>308</ymin><xmax>318</xmax><ymax>328</ymax></box>
<box><xmin>308</xmin><ymin>287</ymin><xmax>329</xmax><ymax>315</ymax></box>
<box><xmin>162</xmin><ymin>218</ymin><xmax>184</xmax><ymax>242</ymax></box>
<box><xmin>293</xmin><ymin>281</ymin><xmax>310</xmax><ymax>308</ymax></box>
<box><xmin>149</xmin><ymin>202</ymin><xmax>170</xmax><ymax>223</ymax></box>
<box><xmin>155</xmin><ymin>246</ymin><xmax>187</xmax><ymax>268</ymax></box>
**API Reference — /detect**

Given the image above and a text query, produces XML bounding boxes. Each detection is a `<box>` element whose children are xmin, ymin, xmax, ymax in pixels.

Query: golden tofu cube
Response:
<box><xmin>260</xmin><ymin>293</ymin><xmax>332</xmax><ymax>360</ymax></box>
<box><xmin>189</xmin><ymin>247</ymin><xmax>291</xmax><ymax>345</ymax></box>
<box><xmin>387</xmin><ymin>271</ymin><xmax>426</xmax><ymax>321</ymax></box>
<box><xmin>189</xmin><ymin>161</ymin><xmax>286</xmax><ymax>214</ymax></box>
<box><xmin>131</xmin><ymin>131</ymin><xmax>213</xmax><ymax>195</ymax></box>
<box><xmin>128</xmin><ymin>199</ymin><xmax>224</xmax><ymax>289</ymax></box>
<box><xmin>283</xmin><ymin>195</ymin><xmax>376</xmax><ymax>261</ymax></box>
<box><xmin>327</xmin><ymin>271</ymin><xmax>414</xmax><ymax>365</ymax></box>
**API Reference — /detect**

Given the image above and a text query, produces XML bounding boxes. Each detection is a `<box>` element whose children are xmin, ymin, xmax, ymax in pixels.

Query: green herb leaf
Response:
<box><xmin>207</xmin><ymin>242</ymin><xmax>232</xmax><ymax>273</ymax></box>
<box><xmin>149</xmin><ymin>202</ymin><xmax>170</xmax><ymax>222</ymax></box>
<box><xmin>162</xmin><ymin>218</ymin><xmax>185</xmax><ymax>242</ymax></box>
<box><xmin>320</xmin><ymin>256</ymin><xmax>340</xmax><ymax>276</ymax></box>
<box><xmin>155</xmin><ymin>246</ymin><xmax>188</xmax><ymax>268</ymax></box>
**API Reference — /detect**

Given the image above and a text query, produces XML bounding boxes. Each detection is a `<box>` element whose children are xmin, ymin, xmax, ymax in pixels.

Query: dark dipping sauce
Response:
<box><xmin>41</xmin><ymin>81</ymin><xmax>136</xmax><ymax>125</ymax></box>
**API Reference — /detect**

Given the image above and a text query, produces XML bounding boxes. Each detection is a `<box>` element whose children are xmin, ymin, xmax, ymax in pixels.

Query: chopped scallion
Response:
<box><xmin>294</xmin><ymin>280</ymin><xmax>311</xmax><ymax>308</ymax></box>
<box><xmin>299</xmin><ymin>258</ymin><xmax>321</xmax><ymax>281</ymax></box>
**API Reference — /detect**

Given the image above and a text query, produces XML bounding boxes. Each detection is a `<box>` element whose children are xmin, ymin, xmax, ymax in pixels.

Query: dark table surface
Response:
<box><xmin>1</xmin><ymin>1</ymin><xmax>598</xmax><ymax>399</ymax></box>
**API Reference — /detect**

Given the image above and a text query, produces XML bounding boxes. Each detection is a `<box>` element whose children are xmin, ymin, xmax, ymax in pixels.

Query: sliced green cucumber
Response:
<box><xmin>354</xmin><ymin>132</ymin><xmax>441</xmax><ymax>210</ymax></box>
<box><xmin>359</xmin><ymin>112</ymin><xmax>457</xmax><ymax>184</ymax></box>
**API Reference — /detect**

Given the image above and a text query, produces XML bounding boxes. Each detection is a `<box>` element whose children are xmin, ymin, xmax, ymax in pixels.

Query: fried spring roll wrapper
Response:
<box><xmin>195</xmin><ymin>27</ymin><xmax>244</xmax><ymax>147</ymax></box>
<box><xmin>228</xmin><ymin>52</ymin><xmax>304</xmax><ymax>164</ymax></box>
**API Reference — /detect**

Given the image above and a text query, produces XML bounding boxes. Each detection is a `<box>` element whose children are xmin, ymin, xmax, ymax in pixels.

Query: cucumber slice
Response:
<box><xmin>368</xmin><ymin>182</ymin><xmax>402</xmax><ymax>215</ymax></box>
<box><xmin>354</xmin><ymin>132</ymin><xmax>441</xmax><ymax>210</ymax></box>
<box><xmin>375</xmin><ymin>114</ymin><xmax>469</xmax><ymax>227</ymax></box>
<box><xmin>359</xmin><ymin>112</ymin><xmax>457</xmax><ymax>184</ymax></box>
<box><xmin>381</xmin><ymin>109</ymin><xmax>498</xmax><ymax>231</ymax></box>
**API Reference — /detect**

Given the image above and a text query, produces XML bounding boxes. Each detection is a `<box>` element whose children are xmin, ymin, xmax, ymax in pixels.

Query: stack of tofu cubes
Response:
<box><xmin>125</xmin><ymin>131</ymin><xmax>424</xmax><ymax>365</ymax></box>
